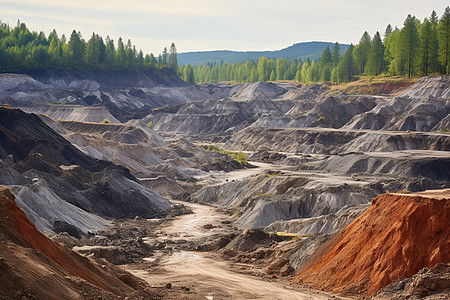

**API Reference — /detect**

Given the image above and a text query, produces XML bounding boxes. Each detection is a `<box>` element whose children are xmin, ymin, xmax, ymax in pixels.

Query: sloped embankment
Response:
<box><xmin>0</xmin><ymin>186</ymin><xmax>153</xmax><ymax>299</ymax></box>
<box><xmin>294</xmin><ymin>191</ymin><xmax>450</xmax><ymax>295</ymax></box>
<box><xmin>0</xmin><ymin>107</ymin><xmax>170</xmax><ymax>233</ymax></box>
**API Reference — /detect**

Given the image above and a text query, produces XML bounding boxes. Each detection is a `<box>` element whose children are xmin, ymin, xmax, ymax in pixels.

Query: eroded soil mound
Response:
<box><xmin>294</xmin><ymin>191</ymin><xmax>450</xmax><ymax>296</ymax></box>
<box><xmin>0</xmin><ymin>186</ymin><xmax>155</xmax><ymax>299</ymax></box>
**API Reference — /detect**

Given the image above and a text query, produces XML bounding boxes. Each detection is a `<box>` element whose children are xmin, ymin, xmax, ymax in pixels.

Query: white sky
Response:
<box><xmin>1</xmin><ymin>0</ymin><xmax>449</xmax><ymax>55</ymax></box>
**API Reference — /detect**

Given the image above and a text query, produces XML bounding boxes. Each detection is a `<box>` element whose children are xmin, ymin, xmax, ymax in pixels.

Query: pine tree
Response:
<box><xmin>68</xmin><ymin>30</ymin><xmax>85</xmax><ymax>65</ymax></box>
<box><xmin>335</xmin><ymin>45</ymin><xmax>354</xmax><ymax>83</ymax></box>
<box><xmin>401</xmin><ymin>14</ymin><xmax>420</xmax><ymax>78</ymax></box>
<box><xmin>418</xmin><ymin>18</ymin><xmax>432</xmax><ymax>75</ymax></box>
<box><xmin>384</xmin><ymin>24</ymin><xmax>393</xmax><ymax>41</ymax></box>
<box><xmin>85</xmin><ymin>32</ymin><xmax>100</xmax><ymax>66</ymax></box>
<box><xmin>365</xmin><ymin>32</ymin><xmax>385</xmax><ymax>76</ymax></box>
<box><xmin>429</xmin><ymin>11</ymin><xmax>440</xmax><ymax>74</ymax></box>
<box><xmin>353</xmin><ymin>31</ymin><xmax>371</xmax><ymax>74</ymax></box>
<box><xmin>332</xmin><ymin>42</ymin><xmax>340</xmax><ymax>67</ymax></box>
<box><xmin>320</xmin><ymin>46</ymin><xmax>332</xmax><ymax>66</ymax></box>
<box><xmin>438</xmin><ymin>7</ymin><xmax>450</xmax><ymax>74</ymax></box>
<box><xmin>162</xmin><ymin>47</ymin><xmax>168</xmax><ymax>66</ymax></box>
<box><xmin>168</xmin><ymin>42</ymin><xmax>178</xmax><ymax>72</ymax></box>
<box><xmin>116</xmin><ymin>37</ymin><xmax>125</xmax><ymax>67</ymax></box>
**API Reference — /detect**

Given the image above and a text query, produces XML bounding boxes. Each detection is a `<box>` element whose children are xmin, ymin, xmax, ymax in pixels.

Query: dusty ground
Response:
<box><xmin>122</xmin><ymin>200</ymin><xmax>351</xmax><ymax>299</ymax></box>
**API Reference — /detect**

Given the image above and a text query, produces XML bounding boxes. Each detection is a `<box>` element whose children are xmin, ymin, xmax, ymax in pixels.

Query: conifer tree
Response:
<box><xmin>365</xmin><ymin>32</ymin><xmax>385</xmax><ymax>76</ymax></box>
<box><xmin>438</xmin><ymin>7</ymin><xmax>450</xmax><ymax>74</ymax></box>
<box><xmin>418</xmin><ymin>18</ymin><xmax>433</xmax><ymax>75</ymax></box>
<box><xmin>353</xmin><ymin>31</ymin><xmax>371</xmax><ymax>74</ymax></box>
<box><xmin>169</xmin><ymin>42</ymin><xmax>178</xmax><ymax>72</ymax></box>
<box><xmin>332</xmin><ymin>42</ymin><xmax>340</xmax><ymax>67</ymax></box>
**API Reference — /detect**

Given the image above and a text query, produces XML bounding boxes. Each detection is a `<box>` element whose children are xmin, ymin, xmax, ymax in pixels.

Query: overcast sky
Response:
<box><xmin>1</xmin><ymin>0</ymin><xmax>449</xmax><ymax>55</ymax></box>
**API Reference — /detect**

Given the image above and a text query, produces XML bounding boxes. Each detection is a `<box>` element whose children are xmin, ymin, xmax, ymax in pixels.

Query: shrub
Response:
<box><xmin>102</xmin><ymin>118</ymin><xmax>110</xmax><ymax>124</ymax></box>
<box><xmin>147</xmin><ymin>121</ymin><xmax>152</xmax><ymax>128</ymax></box>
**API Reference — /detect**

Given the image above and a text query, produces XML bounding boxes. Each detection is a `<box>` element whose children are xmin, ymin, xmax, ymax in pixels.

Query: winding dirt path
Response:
<box><xmin>127</xmin><ymin>199</ymin><xmax>350</xmax><ymax>299</ymax></box>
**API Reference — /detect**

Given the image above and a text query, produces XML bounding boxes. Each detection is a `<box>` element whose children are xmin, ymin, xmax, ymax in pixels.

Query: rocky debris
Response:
<box><xmin>19</xmin><ymin>104</ymin><xmax>121</xmax><ymax>124</ymax></box>
<box><xmin>0</xmin><ymin>186</ymin><xmax>157</xmax><ymax>300</ymax></box>
<box><xmin>294</xmin><ymin>192</ymin><xmax>450</xmax><ymax>296</ymax></box>
<box><xmin>0</xmin><ymin>107</ymin><xmax>171</xmax><ymax>233</ymax></box>
<box><xmin>399</xmin><ymin>75</ymin><xmax>450</xmax><ymax>99</ymax></box>
<box><xmin>249</xmin><ymin>150</ymin><xmax>287</xmax><ymax>163</ymax></box>
<box><xmin>225</xmin><ymin>127</ymin><xmax>450</xmax><ymax>154</ymax></box>
<box><xmin>0</xmin><ymin>69</ymin><xmax>211</xmax><ymax>122</ymax></box>
<box><xmin>53</xmin><ymin>219</ymin><xmax>84</xmax><ymax>239</ymax></box>
<box><xmin>373</xmin><ymin>263</ymin><xmax>450</xmax><ymax>299</ymax></box>
<box><xmin>190</xmin><ymin>172</ymin><xmax>378</xmax><ymax>230</ymax></box>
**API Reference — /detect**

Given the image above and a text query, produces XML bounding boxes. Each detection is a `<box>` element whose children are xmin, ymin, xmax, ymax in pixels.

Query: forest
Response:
<box><xmin>180</xmin><ymin>7</ymin><xmax>450</xmax><ymax>84</ymax></box>
<box><xmin>1</xmin><ymin>6</ymin><xmax>449</xmax><ymax>85</ymax></box>
<box><xmin>0</xmin><ymin>20</ymin><xmax>178</xmax><ymax>73</ymax></box>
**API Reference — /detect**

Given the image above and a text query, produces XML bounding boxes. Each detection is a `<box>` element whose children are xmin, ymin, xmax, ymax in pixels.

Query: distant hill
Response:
<box><xmin>178</xmin><ymin>42</ymin><xmax>350</xmax><ymax>65</ymax></box>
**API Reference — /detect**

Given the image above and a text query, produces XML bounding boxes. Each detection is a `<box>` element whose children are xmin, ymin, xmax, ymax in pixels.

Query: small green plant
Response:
<box><xmin>57</xmin><ymin>117</ymin><xmax>62</xmax><ymax>121</ymax></box>
<box><xmin>317</xmin><ymin>113</ymin><xmax>324</xmax><ymax>121</ymax></box>
<box><xmin>438</xmin><ymin>127</ymin><xmax>450</xmax><ymax>133</ymax></box>
<box><xmin>147</xmin><ymin>121</ymin><xmax>153</xmax><ymax>128</ymax></box>
<box><xmin>102</xmin><ymin>118</ymin><xmax>110</xmax><ymax>124</ymax></box>
<box><xmin>199</xmin><ymin>145</ymin><xmax>248</xmax><ymax>166</ymax></box>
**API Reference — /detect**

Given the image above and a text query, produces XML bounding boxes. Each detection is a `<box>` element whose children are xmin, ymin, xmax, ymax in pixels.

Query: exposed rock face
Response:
<box><xmin>0</xmin><ymin>186</ymin><xmax>154</xmax><ymax>299</ymax></box>
<box><xmin>224</xmin><ymin>127</ymin><xmax>450</xmax><ymax>154</ymax></box>
<box><xmin>20</xmin><ymin>104</ymin><xmax>121</xmax><ymax>124</ymax></box>
<box><xmin>0</xmin><ymin>69</ymin><xmax>210</xmax><ymax>122</ymax></box>
<box><xmin>190</xmin><ymin>172</ymin><xmax>377</xmax><ymax>231</ymax></box>
<box><xmin>0</xmin><ymin>107</ymin><xmax>171</xmax><ymax>233</ymax></box>
<box><xmin>294</xmin><ymin>191</ymin><xmax>450</xmax><ymax>296</ymax></box>
<box><xmin>344</xmin><ymin>76</ymin><xmax>450</xmax><ymax>132</ymax></box>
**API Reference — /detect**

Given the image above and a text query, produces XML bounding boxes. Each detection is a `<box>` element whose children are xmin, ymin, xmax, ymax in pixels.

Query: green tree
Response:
<box><xmin>169</xmin><ymin>42</ymin><xmax>178</xmax><ymax>72</ymax></box>
<box><xmin>68</xmin><ymin>30</ymin><xmax>85</xmax><ymax>65</ymax></box>
<box><xmin>353</xmin><ymin>31</ymin><xmax>371</xmax><ymax>74</ymax></box>
<box><xmin>184</xmin><ymin>64</ymin><xmax>195</xmax><ymax>83</ymax></box>
<box><xmin>418</xmin><ymin>18</ymin><xmax>433</xmax><ymax>75</ymax></box>
<box><xmin>332</xmin><ymin>42</ymin><xmax>340</xmax><ymax>67</ymax></box>
<box><xmin>429</xmin><ymin>11</ymin><xmax>440</xmax><ymax>73</ymax></box>
<box><xmin>85</xmin><ymin>32</ymin><xmax>101</xmax><ymax>66</ymax></box>
<box><xmin>438</xmin><ymin>7</ymin><xmax>450</xmax><ymax>74</ymax></box>
<box><xmin>401</xmin><ymin>14</ymin><xmax>420</xmax><ymax>78</ymax></box>
<box><xmin>384</xmin><ymin>24</ymin><xmax>393</xmax><ymax>41</ymax></box>
<box><xmin>257</xmin><ymin>56</ymin><xmax>270</xmax><ymax>81</ymax></box>
<box><xmin>162</xmin><ymin>47</ymin><xmax>168</xmax><ymax>66</ymax></box>
<box><xmin>335</xmin><ymin>45</ymin><xmax>354</xmax><ymax>83</ymax></box>
<box><xmin>115</xmin><ymin>37</ymin><xmax>125</xmax><ymax>67</ymax></box>
<box><xmin>320</xmin><ymin>46</ymin><xmax>332</xmax><ymax>66</ymax></box>
<box><xmin>269</xmin><ymin>70</ymin><xmax>276</xmax><ymax>81</ymax></box>
<box><xmin>365</xmin><ymin>32</ymin><xmax>385</xmax><ymax>76</ymax></box>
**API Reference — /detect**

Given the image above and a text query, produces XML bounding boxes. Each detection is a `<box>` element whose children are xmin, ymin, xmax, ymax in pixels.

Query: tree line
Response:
<box><xmin>180</xmin><ymin>7</ymin><xmax>450</xmax><ymax>84</ymax></box>
<box><xmin>0</xmin><ymin>20</ymin><xmax>178</xmax><ymax>73</ymax></box>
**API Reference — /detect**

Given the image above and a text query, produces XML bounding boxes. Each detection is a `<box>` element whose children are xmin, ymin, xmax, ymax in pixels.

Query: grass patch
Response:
<box><xmin>329</xmin><ymin>75</ymin><xmax>418</xmax><ymax>96</ymax></box>
<box><xmin>199</xmin><ymin>144</ymin><xmax>247</xmax><ymax>166</ymax></box>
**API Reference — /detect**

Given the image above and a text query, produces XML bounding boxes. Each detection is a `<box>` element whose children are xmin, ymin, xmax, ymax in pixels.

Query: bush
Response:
<box><xmin>147</xmin><ymin>121</ymin><xmax>152</xmax><ymax>128</ymax></box>
<box><xmin>102</xmin><ymin>118</ymin><xmax>110</xmax><ymax>124</ymax></box>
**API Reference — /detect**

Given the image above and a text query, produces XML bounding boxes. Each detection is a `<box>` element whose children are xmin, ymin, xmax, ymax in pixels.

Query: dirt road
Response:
<box><xmin>127</xmin><ymin>199</ymin><xmax>350</xmax><ymax>299</ymax></box>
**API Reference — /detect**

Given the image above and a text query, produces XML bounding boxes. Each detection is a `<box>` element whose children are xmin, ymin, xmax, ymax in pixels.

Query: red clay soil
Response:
<box><xmin>294</xmin><ymin>193</ymin><xmax>450</xmax><ymax>296</ymax></box>
<box><xmin>0</xmin><ymin>186</ymin><xmax>152</xmax><ymax>299</ymax></box>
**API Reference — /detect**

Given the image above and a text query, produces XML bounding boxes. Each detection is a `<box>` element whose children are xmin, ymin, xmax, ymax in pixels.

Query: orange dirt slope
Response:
<box><xmin>294</xmin><ymin>192</ymin><xmax>450</xmax><ymax>296</ymax></box>
<box><xmin>0</xmin><ymin>186</ymin><xmax>150</xmax><ymax>299</ymax></box>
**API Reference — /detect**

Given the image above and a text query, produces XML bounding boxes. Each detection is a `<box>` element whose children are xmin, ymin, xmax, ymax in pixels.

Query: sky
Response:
<box><xmin>1</xmin><ymin>0</ymin><xmax>449</xmax><ymax>55</ymax></box>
